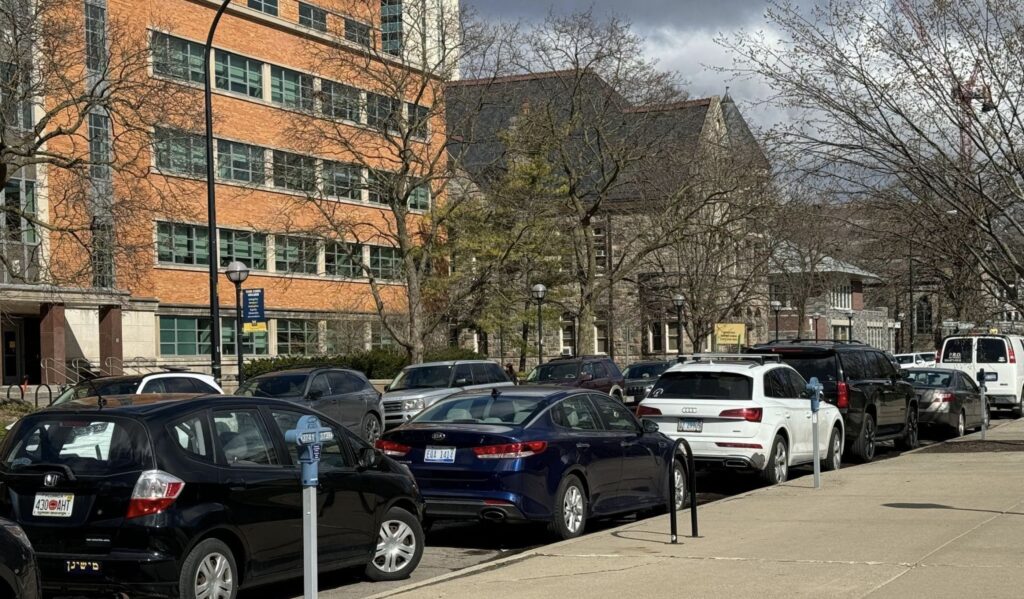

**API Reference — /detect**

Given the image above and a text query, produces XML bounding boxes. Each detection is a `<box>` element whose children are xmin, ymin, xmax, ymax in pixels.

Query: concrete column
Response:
<box><xmin>40</xmin><ymin>304</ymin><xmax>66</xmax><ymax>385</ymax></box>
<box><xmin>99</xmin><ymin>306</ymin><xmax>123</xmax><ymax>375</ymax></box>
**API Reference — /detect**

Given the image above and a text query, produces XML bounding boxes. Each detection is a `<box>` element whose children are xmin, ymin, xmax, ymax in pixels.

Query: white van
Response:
<box><xmin>937</xmin><ymin>335</ymin><xmax>1024</xmax><ymax>417</ymax></box>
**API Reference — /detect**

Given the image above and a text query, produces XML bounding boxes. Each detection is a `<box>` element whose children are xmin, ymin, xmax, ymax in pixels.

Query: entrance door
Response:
<box><xmin>1</xmin><ymin>320</ymin><xmax>24</xmax><ymax>385</ymax></box>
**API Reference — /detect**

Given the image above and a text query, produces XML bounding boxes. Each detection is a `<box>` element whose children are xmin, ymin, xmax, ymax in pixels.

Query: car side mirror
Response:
<box><xmin>641</xmin><ymin>419</ymin><xmax>660</xmax><ymax>434</ymax></box>
<box><xmin>357</xmin><ymin>447</ymin><xmax>380</xmax><ymax>470</ymax></box>
<box><xmin>306</xmin><ymin>389</ymin><xmax>324</xmax><ymax>401</ymax></box>
<box><xmin>580</xmin><ymin>373</ymin><xmax>594</xmax><ymax>382</ymax></box>
<box><xmin>383</xmin><ymin>384</ymin><xmax>391</xmax><ymax>392</ymax></box>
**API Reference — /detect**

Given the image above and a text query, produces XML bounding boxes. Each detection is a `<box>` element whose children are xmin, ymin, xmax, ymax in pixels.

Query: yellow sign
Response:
<box><xmin>715</xmin><ymin>323</ymin><xmax>746</xmax><ymax>347</ymax></box>
<box><xmin>243</xmin><ymin>322</ymin><xmax>268</xmax><ymax>333</ymax></box>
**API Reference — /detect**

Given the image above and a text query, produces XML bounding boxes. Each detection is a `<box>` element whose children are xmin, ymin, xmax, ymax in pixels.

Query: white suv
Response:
<box><xmin>50</xmin><ymin>371</ymin><xmax>223</xmax><ymax>406</ymax></box>
<box><xmin>636</xmin><ymin>355</ymin><xmax>845</xmax><ymax>484</ymax></box>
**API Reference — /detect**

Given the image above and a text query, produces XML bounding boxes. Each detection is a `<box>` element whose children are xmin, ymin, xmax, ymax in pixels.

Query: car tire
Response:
<box><xmin>951</xmin><ymin>410</ymin><xmax>966</xmax><ymax>438</ymax></box>
<box><xmin>178</xmin><ymin>538</ymin><xmax>238</xmax><ymax>599</ymax></box>
<box><xmin>1013</xmin><ymin>405</ymin><xmax>1023</xmax><ymax>419</ymax></box>
<box><xmin>365</xmin><ymin>507</ymin><xmax>424</xmax><ymax>582</ymax></box>
<box><xmin>760</xmin><ymin>435</ymin><xmax>788</xmax><ymax>485</ymax></box>
<box><xmin>851</xmin><ymin>412</ymin><xmax>877</xmax><ymax>463</ymax></box>
<box><xmin>822</xmin><ymin>426</ymin><xmax>842</xmax><ymax>472</ymax></box>
<box><xmin>895</xmin><ymin>405</ymin><xmax>919</xmax><ymax>451</ymax></box>
<box><xmin>362</xmin><ymin>413</ymin><xmax>383</xmax><ymax>445</ymax></box>
<box><xmin>549</xmin><ymin>474</ymin><xmax>587</xmax><ymax>540</ymax></box>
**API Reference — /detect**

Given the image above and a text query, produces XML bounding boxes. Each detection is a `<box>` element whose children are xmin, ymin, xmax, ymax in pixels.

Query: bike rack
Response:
<box><xmin>669</xmin><ymin>437</ymin><xmax>698</xmax><ymax>543</ymax></box>
<box><xmin>35</xmin><ymin>384</ymin><xmax>53</xmax><ymax>408</ymax></box>
<box><xmin>5</xmin><ymin>385</ymin><xmax>25</xmax><ymax>403</ymax></box>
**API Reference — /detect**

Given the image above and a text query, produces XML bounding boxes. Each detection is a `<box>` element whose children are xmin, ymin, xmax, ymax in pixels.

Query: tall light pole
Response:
<box><xmin>225</xmin><ymin>261</ymin><xmax>250</xmax><ymax>386</ymax></box>
<box><xmin>204</xmin><ymin>0</ymin><xmax>232</xmax><ymax>383</ymax></box>
<box><xmin>812</xmin><ymin>312</ymin><xmax>821</xmax><ymax>342</ymax></box>
<box><xmin>847</xmin><ymin>310</ymin><xmax>855</xmax><ymax>341</ymax></box>
<box><xmin>770</xmin><ymin>300</ymin><xmax>782</xmax><ymax>341</ymax></box>
<box><xmin>672</xmin><ymin>294</ymin><xmax>685</xmax><ymax>356</ymax></box>
<box><xmin>531</xmin><ymin>284</ymin><xmax>546</xmax><ymax>365</ymax></box>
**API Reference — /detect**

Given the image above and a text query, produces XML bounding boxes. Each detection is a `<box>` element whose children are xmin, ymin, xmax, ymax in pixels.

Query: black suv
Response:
<box><xmin>622</xmin><ymin>360</ymin><xmax>674</xmax><ymax>405</ymax></box>
<box><xmin>0</xmin><ymin>395</ymin><xmax>424</xmax><ymax>598</ymax></box>
<box><xmin>523</xmin><ymin>355</ymin><xmax>626</xmax><ymax>401</ymax></box>
<box><xmin>751</xmin><ymin>341</ymin><xmax>918</xmax><ymax>461</ymax></box>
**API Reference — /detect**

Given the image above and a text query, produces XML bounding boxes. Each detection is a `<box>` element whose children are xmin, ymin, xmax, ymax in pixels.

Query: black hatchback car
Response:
<box><xmin>751</xmin><ymin>341</ymin><xmax>919</xmax><ymax>462</ymax></box>
<box><xmin>0</xmin><ymin>516</ymin><xmax>41</xmax><ymax>599</ymax></box>
<box><xmin>0</xmin><ymin>395</ymin><xmax>424</xmax><ymax>598</ymax></box>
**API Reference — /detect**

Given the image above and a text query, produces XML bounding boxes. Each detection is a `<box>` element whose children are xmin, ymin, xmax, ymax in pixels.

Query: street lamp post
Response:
<box><xmin>224</xmin><ymin>261</ymin><xmax>250</xmax><ymax>386</ymax></box>
<box><xmin>847</xmin><ymin>310</ymin><xmax>855</xmax><ymax>341</ymax></box>
<box><xmin>531</xmin><ymin>284</ymin><xmax>546</xmax><ymax>365</ymax></box>
<box><xmin>204</xmin><ymin>0</ymin><xmax>232</xmax><ymax>383</ymax></box>
<box><xmin>811</xmin><ymin>312</ymin><xmax>821</xmax><ymax>342</ymax></box>
<box><xmin>672</xmin><ymin>294</ymin><xmax>685</xmax><ymax>356</ymax></box>
<box><xmin>770</xmin><ymin>300</ymin><xmax>782</xmax><ymax>341</ymax></box>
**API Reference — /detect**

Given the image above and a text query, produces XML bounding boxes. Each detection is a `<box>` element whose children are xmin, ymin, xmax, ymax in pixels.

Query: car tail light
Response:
<box><xmin>473</xmin><ymin>441</ymin><xmax>547</xmax><ymax>459</ymax></box>
<box><xmin>636</xmin><ymin>405</ymin><xmax>662</xmax><ymax>416</ymax></box>
<box><xmin>837</xmin><ymin>381</ymin><xmax>849</xmax><ymax>409</ymax></box>
<box><xmin>1010</xmin><ymin>344</ymin><xmax>1017</xmax><ymax>364</ymax></box>
<box><xmin>933</xmin><ymin>391</ymin><xmax>955</xmax><ymax>403</ymax></box>
<box><xmin>715</xmin><ymin>442</ymin><xmax>763</xmax><ymax>449</ymax></box>
<box><xmin>718</xmin><ymin>407</ymin><xmax>762</xmax><ymax>422</ymax></box>
<box><xmin>126</xmin><ymin>470</ymin><xmax>184</xmax><ymax>519</ymax></box>
<box><xmin>934</xmin><ymin>353</ymin><xmax>941</xmax><ymax>364</ymax></box>
<box><xmin>375</xmin><ymin>439</ymin><xmax>411</xmax><ymax>457</ymax></box>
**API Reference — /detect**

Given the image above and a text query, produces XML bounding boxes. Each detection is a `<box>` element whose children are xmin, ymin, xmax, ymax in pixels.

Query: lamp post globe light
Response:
<box><xmin>770</xmin><ymin>300</ymin><xmax>782</xmax><ymax>341</ymax></box>
<box><xmin>811</xmin><ymin>312</ymin><xmax>821</xmax><ymax>343</ymax></box>
<box><xmin>225</xmin><ymin>261</ymin><xmax>250</xmax><ymax>386</ymax></box>
<box><xmin>672</xmin><ymin>293</ymin><xmax>685</xmax><ymax>356</ymax></box>
<box><xmin>531</xmin><ymin>284</ymin><xmax>546</xmax><ymax>365</ymax></box>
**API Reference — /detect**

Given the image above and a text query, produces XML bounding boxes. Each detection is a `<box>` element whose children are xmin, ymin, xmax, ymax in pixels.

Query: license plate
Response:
<box><xmin>625</xmin><ymin>395</ymin><xmax>635</xmax><ymax>404</ymax></box>
<box><xmin>66</xmin><ymin>560</ymin><xmax>102</xmax><ymax>574</ymax></box>
<box><xmin>678</xmin><ymin>418</ymin><xmax>703</xmax><ymax>433</ymax></box>
<box><xmin>32</xmin><ymin>493</ymin><xmax>74</xmax><ymax>518</ymax></box>
<box><xmin>424</xmin><ymin>446</ymin><xmax>457</xmax><ymax>463</ymax></box>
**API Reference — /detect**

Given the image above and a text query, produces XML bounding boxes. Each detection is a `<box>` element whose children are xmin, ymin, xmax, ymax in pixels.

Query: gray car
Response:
<box><xmin>236</xmin><ymin>367</ymin><xmax>385</xmax><ymax>443</ymax></box>
<box><xmin>382</xmin><ymin>360</ymin><xmax>514</xmax><ymax>428</ymax></box>
<box><xmin>905</xmin><ymin>367</ymin><xmax>987</xmax><ymax>438</ymax></box>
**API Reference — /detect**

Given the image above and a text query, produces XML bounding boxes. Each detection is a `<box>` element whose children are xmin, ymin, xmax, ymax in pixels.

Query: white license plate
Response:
<box><xmin>424</xmin><ymin>446</ymin><xmax>457</xmax><ymax>463</ymax></box>
<box><xmin>625</xmin><ymin>395</ymin><xmax>635</xmax><ymax>404</ymax></box>
<box><xmin>678</xmin><ymin>418</ymin><xmax>703</xmax><ymax>433</ymax></box>
<box><xmin>32</xmin><ymin>493</ymin><xmax>74</xmax><ymax>518</ymax></box>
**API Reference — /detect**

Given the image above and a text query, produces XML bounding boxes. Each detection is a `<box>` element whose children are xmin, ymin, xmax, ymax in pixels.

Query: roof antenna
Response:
<box><xmin>87</xmin><ymin>377</ymin><xmax>105</xmax><ymax>410</ymax></box>
<box><xmin>491</xmin><ymin>387</ymin><xmax>501</xmax><ymax>399</ymax></box>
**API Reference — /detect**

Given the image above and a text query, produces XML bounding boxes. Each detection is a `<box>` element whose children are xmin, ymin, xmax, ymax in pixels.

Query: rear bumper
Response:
<box><xmin>38</xmin><ymin>550</ymin><xmax>177</xmax><ymax>597</ymax></box>
<box><xmin>657</xmin><ymin>433</ymin><xmax>769</xmax><ymax>470</ymax></box>
<box><xmin>919</xmin><ymin>403</ymin><xmax>955</xmax><ymax>428</ymax></box>
<box><xmin>424</xmin><ymin>498</ymin><xmax>528</xmax><ymax>522</ymax></box>
<box><xmin>986</xmin><ymin>395</ymin><xmax>1020</xmax><ymax>409</ymax></box>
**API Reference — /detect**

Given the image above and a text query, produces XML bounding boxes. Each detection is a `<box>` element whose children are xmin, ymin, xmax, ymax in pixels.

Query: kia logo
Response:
<box><xmin>43</xmin><ymin>473</ymin><xmax>61</xmax><ymax>488</ymax></box>
<box><xmin>431</xmin><ymin>432</ymin><xmax>446</xmax><ymax>441</ymax></box>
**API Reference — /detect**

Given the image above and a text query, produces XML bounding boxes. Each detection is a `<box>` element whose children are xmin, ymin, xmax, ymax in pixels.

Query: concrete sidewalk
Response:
<box><xmin>377</xmin><ymin>420</ymin><xmax>1024</xmax><ymax>598</ymax></box>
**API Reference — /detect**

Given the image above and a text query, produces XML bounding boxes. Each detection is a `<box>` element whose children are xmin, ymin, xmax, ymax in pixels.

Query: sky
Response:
<box><xmin>460</xmin><ymin>0</ymin><xmax>783</xmax><ymax>130</ymax></box>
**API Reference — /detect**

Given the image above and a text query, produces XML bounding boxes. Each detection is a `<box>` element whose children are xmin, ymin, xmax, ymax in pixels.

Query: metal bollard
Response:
<box><xmin>669</xmin><ymin>437</ymin><xmax>698</xmax><ymax>543</ymax></box>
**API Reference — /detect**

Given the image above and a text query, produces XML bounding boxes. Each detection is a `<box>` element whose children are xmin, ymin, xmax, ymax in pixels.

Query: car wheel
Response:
<box><xmin>178</xmin><ymin>538</ymin><xmax>237</xmax><ymax>599</ymax></box>
<box><xmin>670</xmin><ymin>459</ymin><xmax>689</xmax><ymax>510</ymax></box>
<box><xmin>1013</xmin><ymin>405</ymin><xmax>1023</xmax><ymax>419</ymax></box>
<box><xmin>365</xmin><ymin>507</ymin><xmax>424</xmax><ymax>582</ymax></box>
<box><xmin>822</xmin><ymin>426</ymin><xmax>842</xmax><ymax>472</ymax></box>
<box><xmin>362</xmin><ymin>413</ymin><xmax>382</xmax><ymax>444</ymax></box>
<box><xmin>851</xmin><ymin>412</ymin><xmax>876</xmax><ymax>462</ymax></box>
<box><xmin>896</xmin><ymin>406</ymin><xmax>919</xmax><ymax>450</ymax></box>
<box><xmin>953</xmin><ymin>410</ymin><xmax>966</xmax><ymax>438</ymax></box>
<box><xmin>549</xmin><ymin>474</ymin><xmax>587</xmax><ymax>540</ymax></box>
<box><xmin>760</xmin><ymin>435</ymin><xmax>788</xmax><ymax>485</ymax></box>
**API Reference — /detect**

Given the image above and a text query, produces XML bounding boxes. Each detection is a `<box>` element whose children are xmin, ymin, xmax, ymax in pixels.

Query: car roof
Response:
<box><xmin>905</xmin><ymin>367</ymin><xmax>958</xmax><ymax>374</ymax></box>
<box><xmin>446</xmin><ymin>385</ymin><xmax>589</xmax><ymax>401</ymax></box>
<box><xmin>627</xmin><ymin>360</ymin><xmax>672</xmax><ymax>366</ymax></box>
<box><xmin>254</xmin><ymin>367</ymin><xmax>359</xmax><ymax>377</ymax></box>
<box><xmin>663</xmin><ymin>361</ymin><xmax>792</xmax><ymax>376</ymax></box>
<box><xmin>32</xmin><ymin>394</ymin><xmax>300</xmax><ymax>418</ymax></box>
<box><xmin>402</xmin><ymin>360</ymin><xmax>494</xmax><ymax>368</ymax></box>
<box><xmin>751</xmin><ymin>340</ymin><xmax>875</xmax><ymax>352</ymax></box>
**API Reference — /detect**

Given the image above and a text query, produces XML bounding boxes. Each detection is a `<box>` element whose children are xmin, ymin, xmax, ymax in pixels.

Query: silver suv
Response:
<box><xmin>383</xmin><ymin>360</ymin><xmax>514</xmax><ymax>428</ymax></box>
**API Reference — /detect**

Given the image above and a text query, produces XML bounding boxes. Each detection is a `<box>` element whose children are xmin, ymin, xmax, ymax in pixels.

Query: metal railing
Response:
<box><xmin>41</xmin><ymin>358</ymin><xmax>82</xmax><ymax>386</ymax></box>
<box><xmin>669</xmin><ymin>437</ymin><xmax>698</xmax><ymax>543</ymax></box>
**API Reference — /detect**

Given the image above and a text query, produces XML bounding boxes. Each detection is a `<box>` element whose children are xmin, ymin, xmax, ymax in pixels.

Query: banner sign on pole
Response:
<box><xmin>242</xmin><ymin>288</ymin><xmax>265</xmax><ymax>323</ymax></box>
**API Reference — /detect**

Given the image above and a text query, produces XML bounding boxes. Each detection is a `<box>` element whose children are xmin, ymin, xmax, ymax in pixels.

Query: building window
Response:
<box><xmin>560</xmin><ymin>314</ymin><xmax>576</xmax><ymax>355</ymax></box>
<box><xmin>371</xmin><ymin>321</ymin><xmax>396</xmax><ymax>350</ymax></box>
<box><xmin>277</xmin><ymin>319</ymin><xmax>319</xmax><ymax>355</ymax></box>
<box><xmin>154</xmin><ymin>127</ymin><xmax>206</xmax><ymax>176</ymax></box>
<box><xmin>323</xmin><ymin>161</ymin><xmax>361</xmax><ymax>200</ymax></box>
<box><xmin>325</xmin><ymin>242</ymin><xmax>363</xmax><ymax>278</ymax></box>
<box><xmin>157</xmin><ymin>222</ymin><xmax>209</xmax><ymax>266</ymax></box>
<box><xmin>214</xmin><ymin>51</ymin><xmax>264</xmax><ymax>98</ymax></box>
<box><xmin>595</xmin><ymin>324</ymin><xmax>609</xmax><ymax>354</ymax></box>
<box><xmin>221</xmin><ymin>317</ymin><xmax>269</xmax><ymax>356</ymax></box>
<box><xmin>831</xmin><ymin>283</ymin><xmax>852</xmax><ymax>310</ymax></box>
<box><xmin>270</xmin><ymin>66</ymin><xmax>313</xmax><ymax>111</ymax></box>
<box><xmin>649</xmin><ymin>321</ymin><xmax>663</xmax><ymax>353</ymax></box>
<box><xmin>219</xmin><ymin>229</ymin><xmax>267</xmax><ymax>269</ymax></box>
<box><xmin>217</xmin><ymin>140</ymin><xmax>265</xmax><ymax>184</ymax></box>
<box><xmin>369</xmin><ymin>246</ymin><xmax>401</xmax><ymax>280</ymax></box>
<box><xmin>88</xmin><ymin>112</ymin><xmax>111</xmax><ymax>181</ymax></box>
<box><xmin>84</xmin><ymin>2</ymin><xmax>107</xmax><ymax>72</ymax></box>
<box><xmin>667</xmin><ymin>321</ymin><xmax>680</xmax><ymax>352</ymax></box>
<box><xmin>408</xmin><ymin>184</ymin><xmax>429</xmax><ymax>210</ymax></box>
<box><xmin>159</xmin><ymin>316</ymin><xmax>212</xmax><ymax>356</ymax></box>
<box><xmin>0</xmin><ymin>63</ymin><xmax>33</xmax><ymax>131</ymax></box>
<box><xmin>345</xmin><ymin>18</ymin><xmax>371</xmax><ymax>47</ymax></box>
<box><xmin>367</xmin><ymin>169</ymin><xmax>390</xmax><ymax>205</ymax></box>
<box><xmin>320</xmin><ymin>80</ymin><xmax>361</xmax><ymax>122</ymax></box>
<box><xmin>274</xmin><ymin>235</ymin><xmax>319</xmax><ymax>274</ymax></box>
<box><xmin>406</xmin><ymin>102</ymin><xmax>428</xmax><ymax>138</ymax></box>
<box><xmin>272</xmin><ymin>150</ymin><xmax>316</xmax><ymax>192</ymax></box>
<box><xmin>298</xmin><ymin>2</ymin><xmax>327</xmax><ymax>31</ymax></box>
<box><xmin>366</xmin><ymin>92</ymin><xmax>400</xmax><ymax>130</ymax></box>
<box><xmin>150</xmin><ymin>33</ymin><xmax>205</xmax><ymax>84</ymax></box>
<box><xmin>593</xmin><ymin>227</ymin><xmax>608</xmax><ymax>272</ymax></box>
<box><xmin>915</xmin><ymin>297</ymin><xmax>933</xmax><ymax>335</ymax></box>
<box><xmin>247</xmin><ymin>0</ymin><xmax>277</xmax><ymax>16</ymax></box>
<box><xmin>380</xmin><ymin>0</ymin><xmax>403</xmax><ymax>56</ymax></box>
<box><xmin>2</xmin><ymin>178</ymin><xmax>38</xmax><ymax>246</ymax></box>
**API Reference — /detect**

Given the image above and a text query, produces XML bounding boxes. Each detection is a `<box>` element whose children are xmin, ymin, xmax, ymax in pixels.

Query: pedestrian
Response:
<box><xmin>505</xmin><ymin>363</ymin><xmax>519</xmax><ymax>384</ymax></box>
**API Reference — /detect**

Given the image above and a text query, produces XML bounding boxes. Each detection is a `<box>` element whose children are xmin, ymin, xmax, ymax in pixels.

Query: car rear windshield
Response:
<box><xmin>237</xmin><ymin>374</ymin><xmax>308</xmax><ymax>397</ymax></box>
<box><xmin>623</xmin><ymin>363</ymin><xmax>669</xmax><ymax>379</ymax></box>
<box><xmin>779</xmin><ymin>355</ymin><xmax>839</xmax><ymax>383</ymax></box>
<box><xmin>895</xmin><ymin>355</ymin><xmax>914</xmax><ymax>364</ymax></box>
<box><xmin>649</xmin><ymin>372</ymin><xmax>753</xmax><ymax>400</ymax></box>
<box><xmin>904</xmin><ymin>370</ymin><xmax>952</xmax><ymax>388</ymax></box>
<box><xmin>412</xmin><ymin>395</ymin><xmax>545</xmax><ymax>425</ymax></box>
<box><xmin>942</xmin><ymin>338</ymin><xmax>973</xmax><ymax>363</ymax></box>
<box><xmin>977</xmin><ymin>338</ymin><xmax>1008</xmax><ymax>364</ymax></box>
<box><xmin>389</xmin><ymin>365</ymin><xmax>454</xmax><ymax>391</ymax></box>
<box><xmin>527</xmin><ymin>362</ymin><xmax>580</xmax><ymax>382</ymax></box>
<box><xmin>2</xmin><ymin>416</ymin><xmax>153</xmax><ymax>475</ymax></box>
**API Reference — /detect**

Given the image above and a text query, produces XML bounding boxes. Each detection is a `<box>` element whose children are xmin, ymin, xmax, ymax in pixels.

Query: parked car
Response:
<box><xmin>904</xmin><ymin>368</ymin><xmax>987</xmax><ymax>437</ymax></box>
<box><xmin>0</xmin><ymin>395</ymin><xmax>424</xmax><ymax>598</ymax></box>
<box><xmin>522</xmin><ymin>355</ymin><xmax>626</xmax><ymax>402</ymax></box>
<box><xmin>50</xmin><ymin>371</ymin><xmax>222</xmax><ymax>406</ymax></box>
<box><xmin>751</xmin><ymin>341</ymin><xmax>919</xmax><ymax>462</ymax></box>
<box><xmin>237</xmin><ymin>367</ymin><xmax>385</xmax><ymax>443</ymax></box>
<box><xmin>382</xmin><ymin>361</ymin><xmax>514</xmax><ymax>429</ymax></box>
<box><xmin>894</xmin><ymin>352</ymin><xmax>937</xmax><ymax>368</ymax></box>
<box><xmin>937</xmin><ymin>334</ymin><xmax>1024</xmax><ymax>418</ymax></box>
<box><xmin>622</xmin><ymin>360</ymin><xmax>674</xmax><ymax>405</ymax></box>
<box><xmin>0</xmin><ymin>517</ymin><xmax>41</xmax><ymax>599</ymax></box>
<box><xmin>376</xmin><ymin>387</ymin><xmax>684</xmax><ymax>540</ymax></box>
<box><xmin>636</xmin><ymin>356</ymin><xmax>845</xmax><ymax>484</ymax></box>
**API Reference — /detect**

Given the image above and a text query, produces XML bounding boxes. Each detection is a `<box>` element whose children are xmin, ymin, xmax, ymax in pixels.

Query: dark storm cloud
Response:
<box><xmin>462</xmin><ymin>0</ymin><xmax>765</xmax><ymax>31</ymax></box>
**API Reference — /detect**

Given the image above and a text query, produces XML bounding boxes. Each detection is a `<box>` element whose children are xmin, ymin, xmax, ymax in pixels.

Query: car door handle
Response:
<box><xmin>576</xmin><ymin>442</ymin><xmax>590</xmax><ymax>449</ymax></box>
<box><xmin>226</xmin><ymin>478</ymin><xmax>249</xmax><ymax>490</ymax></box>
<box><xmin>620</xmin><ymin>440</ymin><xmax>635</xmax><ymax>447</ymax></box>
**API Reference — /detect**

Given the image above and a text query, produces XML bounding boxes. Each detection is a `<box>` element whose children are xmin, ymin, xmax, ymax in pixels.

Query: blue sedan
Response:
<box><xmin>376</xmin><ymin>386</ymin><xmax>685</xmax><ymax>539</ymax></box>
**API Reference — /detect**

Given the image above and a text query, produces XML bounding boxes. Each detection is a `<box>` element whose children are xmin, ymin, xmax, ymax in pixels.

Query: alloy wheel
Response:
<box><xmin>958</xmin><ymin>412</ymin><xmax>966</xmax><ymax>437</ymax></box>
<box><xmin>673</xmin><ymin>464</ymin><xmax>686</xmax><ymax>509</ymax></box>
<box><xmin>563</xmin><ymin>485</ymin><xmax>584</xmax><ymax>533</ymax></box>
<box><xmin>831</xmin><ymin>432</ymin><xmax>842</xmax><ymax>470</ymax></box>
<box><xmin>864</xmin><ymin>418</ymin><xmax>876</xmax><ymax>460</ymax></box>
<box><xmin>907</xmin><ymin>410</ymin><xmax>919</xmax><ymax>447</ymax></box>
<box><xmin>774</xmin><ymin>441</ymin><xmax>788</xmax><ymax>483</ymax></box>
<box><xmin>194</xmin><ymin>552</ymin><xmax>233</xmax><ymax>599</ymax></box>
<box><xmin>373</xmin><ymin>520</ymin><xmax>417</xmax><ymax>574</ymax></box>
<box><xmin>365</xmin><ymin>416</ymin><xmax>382</xmax><ymax>444</ymax></box>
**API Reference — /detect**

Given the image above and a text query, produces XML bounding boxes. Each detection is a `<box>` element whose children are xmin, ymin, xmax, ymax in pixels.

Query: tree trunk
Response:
<box><xmin>578</xmin><ymin>301</ymin><xmax>596</xmax><ymax>357</ymax></box>
<box><xmin>519</xmin><ymin>302</ymin><xmax>530</xmax><ymax>372</ymax></box>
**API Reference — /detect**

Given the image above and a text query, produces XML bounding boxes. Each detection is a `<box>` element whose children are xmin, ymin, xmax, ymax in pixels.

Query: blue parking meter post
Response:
<box><xmin>807</xmin><ymin>377</ymin><xmax>824</xmax><ymax>489</ymax></box>
<box><xmin>285</xmin><ymin>415</ymin><xmax>334</xmax><ymax>599</ymax></box>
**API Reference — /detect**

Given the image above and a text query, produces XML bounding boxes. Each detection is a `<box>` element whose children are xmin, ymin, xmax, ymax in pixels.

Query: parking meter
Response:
<box><xmin>806</xmin><ymin>377</ymin><xmax>824</xmax><ymax>489</ymax></box>
<box><xmin>285</xmin><ymin>416</ymin><xmax>334</xmax><ymax>599</ymax></box>
<box><xmin>977</xmin><ymin>369</ymin><xmax>989</xmax><ymax>440</ymax></box>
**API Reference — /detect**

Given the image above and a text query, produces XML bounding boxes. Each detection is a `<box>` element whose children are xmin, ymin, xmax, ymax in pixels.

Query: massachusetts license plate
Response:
<box><xmin>677</xmin><ymin>418</ymin><xmax>703</xmax><ymax>433</ymax></box>
<box><xmin>66</xmin><ymin>560</ymin><xmax>102</xmax><ymax>574</ymax></box>
<box><xmin>32</xmin><ymin>493</ymin><xmax>74</xmax><ymax>518</ymax></box>
<box><xmin>424</xmin><ymin>446</ymin><xmax>457</xmax><ymax>463</ymax></box>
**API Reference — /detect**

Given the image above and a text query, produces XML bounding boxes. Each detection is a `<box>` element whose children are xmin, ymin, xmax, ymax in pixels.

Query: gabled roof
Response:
<box><xmin>770</xmin><ymin>244</ymin><xmax>881</xmax><ymax>281</ymax></box>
